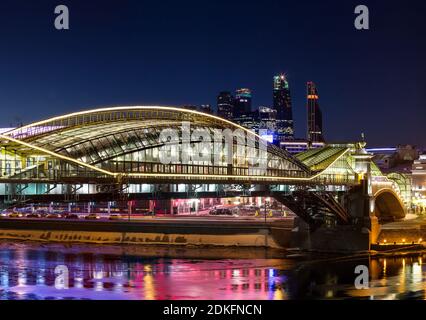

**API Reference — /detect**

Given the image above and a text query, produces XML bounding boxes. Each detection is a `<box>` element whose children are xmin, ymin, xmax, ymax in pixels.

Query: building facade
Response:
<box><xmin>273</xmin><ymin>74</ymin><xmax>293</xmax><ymax>142</ymax></box>
<box><xmin>257</xmin><ymin>106</ymin><xmax>277</xmax><ymax>143</ymax></box>
<box><xmin>234</xmin><ymin>88</ymin><xmax>252</xmax><ymax>118</ymax></box>
<box><xmin>412</xmin><ymin>154</ymin><xmax>426</xmax><ymax>212</ymax></box>
<box><xmin>280</xmin><ymin>140</ymin><xmax>325</xmax><ymax>154</ymax></box>
<box><xmin>217</xmin><ymin>91</ymin><xmax>234</xmax><ymax>119</ymax></box>
<box><xmin>200</xmin><ymin>104</ymin><xmax>212</xmax><ymax>114</ymax></box>
<box><xmin>307</xmin><ymin>81</ymin><xmax>324</xmax><ymax>142</ymax></box>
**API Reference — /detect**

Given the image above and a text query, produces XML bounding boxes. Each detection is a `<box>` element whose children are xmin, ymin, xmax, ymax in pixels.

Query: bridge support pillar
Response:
<box><xmin>359</xmin><ymin>180</ymin><xmax>381</xmax><ymax>246</ymax></box>
<box><xmin>291</xmin><ymin>177</ymin><xmax>380</xmax><ymax>253</ymax></box>
<box><xmin>291</xmin><ymin>219</ymin><xmax>372</xmax><ymax>252</ymax></box>
<box><xmin>356</xmin><ymin>152</ymin><xmax>381</xmax><ymax>246</ymax></box>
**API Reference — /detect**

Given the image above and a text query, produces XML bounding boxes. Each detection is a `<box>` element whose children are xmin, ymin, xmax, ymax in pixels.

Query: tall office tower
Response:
<box><xmin>234</xmin><ymin>88</ymin><xmax>252</xmax><ymax>117</ymax></box>
<box><xmin>273</xmin><ymin>74</ymin><xmax>293</xmax><ymax>141</ymax></box>
<box><xmin>306</xmin><ymin>81</ymin><xmax>324</xmax><ymax>142</ymax></box>
<box><xmin>258</xmin><ymin>106</ymin><xmax>277</xmax><ymax>143</ymax></box>
<box><xmin>232</xmin><ymin>88</ymin><xmax>254</xmax><ymax>130</ymax></box>
<box><xmin>200</xmin><ymin>104</ymin><xmax>212</xmax><ymax>114</ymax></box>
<box><xmin>217</xmin><ymin>91</ymin><xmax>234</xmax><ymax>119</ymax></box>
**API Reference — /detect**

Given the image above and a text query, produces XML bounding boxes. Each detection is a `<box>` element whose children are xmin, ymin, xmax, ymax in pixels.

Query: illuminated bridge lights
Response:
<box><xmin>0</xmin><ymin>104</ymin><xmax>408</xmax><ymax>220</ymax></box>
<box><xmin>0</xmin><ymin>106</ymin><xmax>357</xmax><ymax>185</ymax></box>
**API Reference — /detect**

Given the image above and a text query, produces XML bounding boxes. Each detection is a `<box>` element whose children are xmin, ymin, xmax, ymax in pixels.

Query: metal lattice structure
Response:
<box><xmin>0</xmin><ymin>106</ymin><xmax>359</xmax><ymax>185</ymax></box>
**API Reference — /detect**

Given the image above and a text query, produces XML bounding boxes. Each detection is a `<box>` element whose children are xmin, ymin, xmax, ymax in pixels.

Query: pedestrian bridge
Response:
<box><xmin>0</xmin><ymin>106</ymin><xmax>407</xmax><ymax>222</ymax></box>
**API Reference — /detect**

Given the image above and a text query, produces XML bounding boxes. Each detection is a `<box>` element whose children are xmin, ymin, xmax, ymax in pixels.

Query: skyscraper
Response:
<box><xmin>258</xmin><ymin>106</ymin><xmax>277</xmax><ymax>143</ymax></box>
<box><xmin>234</xmin><ymin>88</ymin><xmax>252</xmax><ymax>117</ymax></box>
<box><xmin>217</xmin><ymin>91</ymin><xmax>234</xmax><ymax>119</ymax></box>
<box><xmin>232</xmin><ymin>88</ymin><xmax>254</xmax><ymax>130</ymax></box>
<box><xmin>306</xmin><ymin>81</ymin><xmax>324</xmax><ymax>142</ymax></box>
<box><xmin>273</xmin><ymin>74</ymin><xmax>293</xmax><ymax>141</ymax></box>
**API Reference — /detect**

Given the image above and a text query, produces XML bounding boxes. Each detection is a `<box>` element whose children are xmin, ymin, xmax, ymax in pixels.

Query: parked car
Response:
<box><xmin>65</xmin><ymin>214</ymin><xmax>79</xmax><ymax>220</ymax></box>
<box><xmin>209</xmin><ymin>208</ymin><xmax>233</xmax><ymax>216</ymax></box>
<box><xmin>9</xmin><ymin>212</ymin><xmax>23</xmax><ymax>218</ymax></box>
<box><xmin>46</xmin><ymin>213</ymin><xmax>62</xmax><ymax>219</ymax></box>
<box><xmin>108</xmin><ymin>214</ymin><xmax>122</xmax><ymax>220</ymax></box>
<box><xmin>25</xmin><ymin>213</ymin><xmax>41</xmax><ymax>218</ymax></box>
<box><xmin>85</xmin><ymin>213</ymin><xmax>100</xmax><ymax>220</ymax></box>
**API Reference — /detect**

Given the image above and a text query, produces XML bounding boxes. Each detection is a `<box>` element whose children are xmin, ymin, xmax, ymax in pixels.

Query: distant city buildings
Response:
<box><xmin>280</xmin><ymin>140</ymin><xmax>325</xmax><ymax>154</ymax></box>
<box><xmin>232</xmin><ymin>88</ymin><xmax>257</xmax><ymax>131</ymax></box>
<box><xmin>273</xmin><ymin>74</ymin><xmax>294</xmax><ymax>142</ymax></box>
<box><xmin>217</xmin><ymin>91</ymin><xmax>234</xmax><ymax>119</ymax></box>
<box><xmin>307</xmin><ymin>81</ymin><xmax>324</xmax><ymax>142</ymax></box>
<box><xmin>257</xmin><ymin>106</ymin><xmax>277</xmax><ymax>143</ymax></box>
<box><xmin>200</xmin><ymin>104</ymin><xmax>212</xmax><ymax>114</ymax></box>
<box><xmin>234</xmin><ymin>88</ymin><xmax>252</xmax><ymax>118</ymax></box>
<box><xmin>412</xmin><ymin>153</ymin><xmax>426</xmax><ymax>212</ymax></box>
<box><xmin>370</xmin><ymin>145</ymin><xmax>419</xmax><ymax>173</ymax></box>
<box><xmin>198</xmin><ymin>73</ymin><xmax>329</xmax><ymax>152</ymax></box>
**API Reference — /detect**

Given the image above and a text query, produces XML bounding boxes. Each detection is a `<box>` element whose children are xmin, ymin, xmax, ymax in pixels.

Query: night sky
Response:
<box><xmin>0</xmin><ymin>0</ymin><xmax>425</xmax><ymax>147</ymax></box>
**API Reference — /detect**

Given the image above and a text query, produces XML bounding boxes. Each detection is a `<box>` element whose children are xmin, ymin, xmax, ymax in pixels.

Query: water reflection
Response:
<box><xmin>291</xmin><ymin>255</ymin><xmax>426</xmax><ymax>300</ymax></box>
<box><xmin>1</xmin><ymin>242</ymin><xmax>426</xmax><ymax>300</ymax></box>
<box><xmin>0</xmin><ymin>242</ymin><xmax>290</xmax><ymax>300</ymax></box>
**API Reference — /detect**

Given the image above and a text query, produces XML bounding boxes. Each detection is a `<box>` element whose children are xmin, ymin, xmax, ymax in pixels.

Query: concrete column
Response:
<box><xmin>351</xmin><ymin>141</ymin><xmax>381</xmax><ymax>248</ymax></box>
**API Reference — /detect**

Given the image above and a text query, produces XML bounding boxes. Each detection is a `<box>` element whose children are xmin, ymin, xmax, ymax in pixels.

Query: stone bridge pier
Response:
<box><xmin>291</xmin><ymin>143</ymin><xmax>403</xmax><ymax>253</ymax></box>
<box><xmin>292</xmin><ymin>178</ymin><xmax>379</xmax><ymax>252</ymax></box>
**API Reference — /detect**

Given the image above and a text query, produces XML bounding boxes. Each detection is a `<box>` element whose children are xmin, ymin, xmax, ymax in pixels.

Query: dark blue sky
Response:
<box><xmin>0</xmin><ymin>0</ymin><xmax>425</xmax><ymax>147</ymax></box>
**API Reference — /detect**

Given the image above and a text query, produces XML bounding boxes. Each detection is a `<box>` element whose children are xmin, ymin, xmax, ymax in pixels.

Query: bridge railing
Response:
<box><xmin>0</xmin><ymin>161</ymin><xmax>309</xmax><ymax>181</ymax></box>
<box><xmin>0</xmin><ymin>161</ymin><xmax>358</xmax><ymax>185</ymax></box>
<box><xmin>310</xmin><ymin>173</ymin><xmax>358</xmax><ymax>186</ymax></box>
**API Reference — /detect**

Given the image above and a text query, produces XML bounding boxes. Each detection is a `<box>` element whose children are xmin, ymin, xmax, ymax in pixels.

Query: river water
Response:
<box><xmin>0</xmin><ymin>241</ymin><xmax>425</xmax><ymax>300</ymax></box>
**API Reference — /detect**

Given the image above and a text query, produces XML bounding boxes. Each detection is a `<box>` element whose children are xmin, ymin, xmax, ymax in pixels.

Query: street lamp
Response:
<box><xmin>264</xmin><ymin>199</ymin><xmax>269</xmax><ymax>224</ymax></box>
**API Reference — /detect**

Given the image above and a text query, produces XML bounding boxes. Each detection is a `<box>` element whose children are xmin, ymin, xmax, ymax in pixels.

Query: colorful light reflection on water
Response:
<box><xmin>0</xmin><ymin>243</ymin><xmax>290</xmax><ymax>300</ymax></box>
<box><xmin>1</xmin><ymin>242</ymin><xmax>426</xmax><ymax>300</ymax></box>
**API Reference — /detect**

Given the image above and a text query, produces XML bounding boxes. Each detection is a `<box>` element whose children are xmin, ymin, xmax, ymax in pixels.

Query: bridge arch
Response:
<box><xmin>373</xmin><ymin>188</ymin><xmax>406</xmax><ymax>221</ymax></box>
<box><xmin>0</xmin><ymin>106</ymin><xmax>316</xmax><ymax>183</ymax></box>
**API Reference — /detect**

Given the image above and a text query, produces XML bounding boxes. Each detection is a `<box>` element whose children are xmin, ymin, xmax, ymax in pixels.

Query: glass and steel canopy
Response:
<box><xmin>0</xmin><ymin>106</ymin><xmax>320</xmax><ymax>184</ymax></box>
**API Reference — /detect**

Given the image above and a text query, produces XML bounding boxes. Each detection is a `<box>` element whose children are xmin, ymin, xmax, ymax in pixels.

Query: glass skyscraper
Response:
<box><xmin>234</xmin><ymin>88</ymin><xmax>252</xmax><ymax>117</ymax></box>
<box><xmin>217</xmin><ymin>91</ymin><xmax>234</xmax><ymax>119</ymax></box>
<box><xmin>258</xmin><ymin>106</ymin><xmax>277</xmax><ymax>143</ymax></box>
<box><xmin>273</xmin><ymin>74</ymin><xmax>293</xmax><ymax>141</ymax></box>
<box><xmin>307</xmin><ymin>81</ymin><xmax>324</xmax><ymax>142</ymax></box>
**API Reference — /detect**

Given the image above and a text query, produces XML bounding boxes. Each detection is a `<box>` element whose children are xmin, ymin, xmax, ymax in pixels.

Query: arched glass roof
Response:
<box><xmin>0</xmin><ymin>106</ymin><xmax>318</xmax><ymax>183</ymax></box>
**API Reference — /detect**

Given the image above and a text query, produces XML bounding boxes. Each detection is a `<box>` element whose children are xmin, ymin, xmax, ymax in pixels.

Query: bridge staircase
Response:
<box><xmin>2</xmin><ymin>163</ymin><xmax>45</xmax><ymax>180</ymax></box>
<box><xmin>272</xmin><ymin>190</ymin><xmax>351</xmax><ymax>229</ymax></box>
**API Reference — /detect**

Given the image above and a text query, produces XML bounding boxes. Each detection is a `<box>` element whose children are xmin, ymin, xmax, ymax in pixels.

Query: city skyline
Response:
<box><xmin>0</xmin><ymin>0</ymin><xmax>426</xmax><ymax>304</ymax></box>
<box><xmin>0</xmin><ymin>0</ymin><xmax>425</xmax><ymax>148</ymax></box>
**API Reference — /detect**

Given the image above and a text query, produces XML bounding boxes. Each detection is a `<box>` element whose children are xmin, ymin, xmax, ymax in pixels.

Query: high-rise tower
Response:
<box><xmin>232</xmin><ymin>88</ymin><xmax>255</xmax><ymax>130</ymax></box>
<box><xmin>234</xmin><ymin>88</ymin><xmax>252</xmax><ymax>117</ymax></box>
<box><xmin>273</xmin><ymin>74</ymin><xmax>293</xmax><ymax>141</ymax></box>
<box><xmin>217</xmin><ymin>91</ymin><xmax>234</xmax><ymax>119</ymax></box>
<box><xmin>307</xmin><ymin>81</ymin><xmax>324</xmax><ymax>142</ymax></box>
